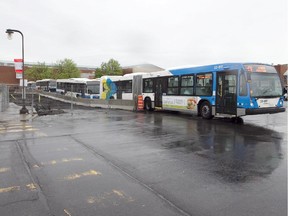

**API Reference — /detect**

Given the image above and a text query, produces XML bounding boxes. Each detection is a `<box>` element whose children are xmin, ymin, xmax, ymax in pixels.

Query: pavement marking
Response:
<box><xmin>63</xmin><ymin>169</ymin><xmax>101</xmax><ymax>181</ymax></box>
<box><xmin>64</xmin><ymin>209</ymin><xmax>72</xmax><ymax>216</ymax></box>
<box><xmin>82</xmin><ymin>170</ymin><xmax>100</xmax><ymax>176</ymax></box>
<box><xmin>0</xmin><ymin>167</ymin><xmax>10</xmax><ymax>173</ymax></box>
<box><xmin>0</xmin><ymin>186</ymin><xmax>20</xmax><ymax>193</ymax></box>
<box><xmin>0</xmin><ymin>182</ymin><xmax>38</xmax><ymax>194</ymax></box>
<box><xmin>26</xmin><ymin>183</ymin><xmax>37</xmax><ymax>191</ymax></box>
<box><xmin>112</xmin><ymin>190</ymin><xmax>125</xmax><ymax>198</ymax></box>
<box><xmin>41</xmin><ymin>158</ymin><xmax>83</xmax><ymax>166</ymax></box>
<box><xmin>86</xmin><ymin>189</ymin><xmax>134</xmax><ymax>205</ymax></box>
<box><xmin>0</xmin><ymin>124</ymin><xmax>37</xmax><ymax>133</ymax></box>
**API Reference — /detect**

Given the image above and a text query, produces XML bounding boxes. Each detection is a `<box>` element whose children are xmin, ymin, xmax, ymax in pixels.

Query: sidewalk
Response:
<box><xmin>0</xmin><ymin>103</ymin><xmax>35</xmax><ymax>122</ymax></box>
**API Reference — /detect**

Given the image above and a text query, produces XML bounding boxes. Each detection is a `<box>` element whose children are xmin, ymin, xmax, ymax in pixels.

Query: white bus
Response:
<box><xmin>35</xmin><ymin>79</ymin><xmax>57</xmax><ymax>92</ymax></box>
<box><xmin>56</xmin><ymin>78</ymin><xmax>100</xmax><ymax>99</ymax></box>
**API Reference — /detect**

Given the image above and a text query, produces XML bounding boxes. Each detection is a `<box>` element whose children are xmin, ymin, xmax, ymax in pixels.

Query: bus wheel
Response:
<box><xmin>232</xmin><ymin>117</ymin><xmax>244</xmax><ymax>124</ymax></box>
<box><xmin>200</xmin><ymin>101</ymin><xmax>213</xmax><ymax>119</ymax></box>
<box><xmin>144</xmin><ymin>98</ymin><xmax>153</xmax><ymax>111</ymax></box>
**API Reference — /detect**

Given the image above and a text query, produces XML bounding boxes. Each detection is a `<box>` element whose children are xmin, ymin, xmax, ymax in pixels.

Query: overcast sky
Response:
<box><xmin>1</xmin><ymin>0</ymin><xmax>287</xmax><ymax>69</ymax></box>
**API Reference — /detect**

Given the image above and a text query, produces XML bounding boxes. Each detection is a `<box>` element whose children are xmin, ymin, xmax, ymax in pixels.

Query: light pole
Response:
<box><xmin>6</xmin><ymin>29</ymin><xmax>29</xmax><ymax>114</ymax></box>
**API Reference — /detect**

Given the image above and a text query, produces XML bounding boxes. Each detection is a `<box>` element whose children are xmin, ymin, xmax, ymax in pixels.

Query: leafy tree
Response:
<box><xmin>95</xmin><ymin>67</ymin><xmax>103</xmax><ymax>79</ymax></box>
<box><xmin>54</xmin><ymin>59</ymin><xmax>80</xmax><ymax>79</ymax></box>
<box><xmin>25</xmin><ymin>62</ymin><xmax>53</xmax><ymax>81</ymax></box>
<box><xmin>95</xmin><ymin>58</ymin><xmax>122</xmax><ymax>78</ymax></box>
<box><xmin>25</xmin><ymin>59</ymin><xmax>80</xmax><ymax>81</ymax></box>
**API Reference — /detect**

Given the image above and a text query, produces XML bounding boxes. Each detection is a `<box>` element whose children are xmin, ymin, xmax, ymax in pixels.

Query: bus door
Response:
<box><xmin>216</xmin><ymin>70</ymin><xmax>237</xmax><ymax>115</ymax></box>
<box><xmin>154</xmin><ymin>77</ymin><xmax>167</xmax><ymax>108</ymax></box>
<box><xmin>116</xmin><ymin>81</ymin><xmax>122</xmax><ymax>99</ymax></box>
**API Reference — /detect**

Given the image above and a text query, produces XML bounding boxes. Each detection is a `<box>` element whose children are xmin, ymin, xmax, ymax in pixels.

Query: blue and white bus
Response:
<box><xmin>100</xmin><ymin>63</ymin><xmax>285</xmax><ymax>119</ymax></box>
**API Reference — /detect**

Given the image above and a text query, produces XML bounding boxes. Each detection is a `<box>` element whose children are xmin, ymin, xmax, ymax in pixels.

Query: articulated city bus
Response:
<box><xmin>100</xmin><ymin>63</ymin><xmax>285</xmax><ymax>119</ymax></box>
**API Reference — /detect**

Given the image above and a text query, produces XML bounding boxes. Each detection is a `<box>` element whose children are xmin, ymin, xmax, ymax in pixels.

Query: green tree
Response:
<box><xmin>95</xmin><ymin>58</ymin><xmax>122</xmax><ymax>78</ymax></box>
<box><xmin>25</xmin><ymin>62</ymin><xmax>53</xmax><ymax>81</ymax></box>
<box><xmin>54</xmin><ymin>59</ymin><xmax>80</xmax><ymax>79</ymax></box>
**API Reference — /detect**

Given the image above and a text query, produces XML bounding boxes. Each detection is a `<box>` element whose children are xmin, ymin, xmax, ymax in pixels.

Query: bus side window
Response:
<box><xmin>168</xmin><ymin>76</ymin><xmax>179</xmax><ymax>95</ymax></box>
<box><xmin>180</xmin><ymin>75</ymin><xmax>193</xmax><ymax>95</ymax></box>
<box><xmin>143</xmin><ymin>79</ymin><xmax>153</xmax><ymax>93</ymax></box>
<box><xmin>239</xmin><ymin>73</ymin><xmax>247</xmax><ymax>96</ymax></box>
<box><xmin>195</xmin><ymin>73</ymin><xmax>212</xmax><ymax>96</ymax></box>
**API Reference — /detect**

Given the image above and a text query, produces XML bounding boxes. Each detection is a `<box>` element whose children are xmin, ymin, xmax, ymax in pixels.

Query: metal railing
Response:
<box><xmin>0</xmin><ymin>84</ymin><xmax>9</xmax><ymax>112</ymax></box>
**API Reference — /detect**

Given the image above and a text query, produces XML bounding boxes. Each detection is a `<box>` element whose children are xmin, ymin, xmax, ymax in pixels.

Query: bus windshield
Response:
<box><xmin>244</xmin><ymin>64</ymin><xmax>283</xmax><ymax>98</ymax></box>
<box><xmin>250</xmin><ymin>73</ymin><xmax>282</xmax><ymax>97</ymax></box>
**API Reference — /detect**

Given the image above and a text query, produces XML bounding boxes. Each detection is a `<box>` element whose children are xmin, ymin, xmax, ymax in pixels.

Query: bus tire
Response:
<box><xmin>144</xmin><ymin>98</ymin><xmax>153</xmax><ymax>111</ymax></box>
<box><xmin>200</xmin><ymin>101</ymin><xmax>213</xmax><ymax>119</ymax></box>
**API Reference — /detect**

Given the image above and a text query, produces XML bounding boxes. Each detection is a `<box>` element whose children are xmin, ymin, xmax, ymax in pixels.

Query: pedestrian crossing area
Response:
<box><xmin>0</xmin><ymin>122</ymin><xmax>36</xmax><ymax>134</ymax></box>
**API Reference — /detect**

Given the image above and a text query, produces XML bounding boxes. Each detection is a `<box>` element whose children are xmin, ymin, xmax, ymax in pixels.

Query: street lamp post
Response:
<box><xmin>6</xmin><ymin>29</ymin><xmax>29</xmax><ymax>114</ymax></box>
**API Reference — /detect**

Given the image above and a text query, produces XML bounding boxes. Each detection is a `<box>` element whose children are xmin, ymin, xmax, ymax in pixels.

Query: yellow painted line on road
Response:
<box><xmin>63</xmin><ymin>169</ymin><xmax>101</xmax><ymax>181</ymax></box>
<box><xmin>0</xmin><ymin>167</ymin><xmax>10</xmax><ymax>173</ymax></box>
<box><xmin>0</xmin><ymin>183</ymin><xmax>38</xmax><ymax>194</ymax></box>
<box><xmin>64</xmin><ymin>209</ymin><xmax>72</xmax><ymax>216</ymax></box>
<box><xmin>0</xmin><ymin>186</ymin><xmax>20</xmax><ymax>193</ymax></box>
<box><xmin>0</xmin><ymin>128</ymin><xmax>38</xmax><ymax>133</ymax></box>
<box><xmin>113</xmin><ymin>190</ymin><xmax>125</xmax><ymax>198</ymax></box>
<box><xmin>26</xmin><ymin>183</ymin><xmax>37</xmax><ymax>191</ymax></box>
<box><xmin>0</xmin><ymin>123</ymin><xmax>37</xmax><ymax>134</ymax></box>
<box><xmin>82</xmin><ymin>170</ymin><xmax>100</xmax><ymax>176</ymax></box>
<box><xmin>2</xmin><ymin>125</ymin><xmax>33</xmax><ymax>130</ymax></box>
<box><xmin>41</xmin><ymin>158</ymin><xmax>83</xmax><ymax>166</ymax></box>
<box><xmin>86</xmin><ymin>189</ymin><xmax>134</xmax><ymax>205</ymax></box>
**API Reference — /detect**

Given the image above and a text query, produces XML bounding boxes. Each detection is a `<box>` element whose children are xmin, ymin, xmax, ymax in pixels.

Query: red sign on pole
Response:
<box><xmin>14</xmin><ymin>59</ymin><xmax>23</xmax><ymax>79</ymax></box>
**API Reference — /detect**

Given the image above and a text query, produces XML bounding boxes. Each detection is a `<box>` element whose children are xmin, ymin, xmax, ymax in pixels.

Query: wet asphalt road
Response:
<box><xmin>0</xmin><ymin>103</ymin><xmax>287</xmax><ymax>216</ymax></box>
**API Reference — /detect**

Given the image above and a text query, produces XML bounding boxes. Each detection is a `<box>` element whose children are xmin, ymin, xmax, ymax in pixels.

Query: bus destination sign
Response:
<box><xmin>244</xmin><ymin>64</ymin><xmax>276</xmax><ymax>73</ymax></box>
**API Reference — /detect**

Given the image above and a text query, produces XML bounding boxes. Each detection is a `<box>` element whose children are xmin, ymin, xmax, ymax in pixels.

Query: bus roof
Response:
<box><xmin>56</xmin><ymin>78</ymin><xmax>100</xmax><ymax>84</ymax></box>
<box><xmin>168</xmin><ymin>63</ymin><xmax>273</xmax><ymax>76</ymax></box>
<box><xmin>36</xmin><ymin>79</ymin><xmax>56</xmax><ymax>83</ymax></box>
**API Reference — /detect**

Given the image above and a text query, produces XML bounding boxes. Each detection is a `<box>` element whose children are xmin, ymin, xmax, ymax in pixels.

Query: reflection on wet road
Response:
<box><xmin>0</xmin><ymin>106</ymin><xmax>286</xmax><ymax>216</ymax></box>
<box><xmin>155</xmin><ymin>115</ymin><xmax>283</xmax><ymax>183</ymax></box>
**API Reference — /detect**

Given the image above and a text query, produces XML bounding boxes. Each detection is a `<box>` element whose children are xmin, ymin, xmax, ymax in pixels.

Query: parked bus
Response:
<box><xmin>27</xmin><ymin>81</ymin><xmax>36</xmax><ymax>90</ymax></box>
<box><xmin>35</xmin><ymin>79</ymin><xmax>57</xmax><ymax>92</ymax></box>
<box><xmin>56</xmin><ymin>78</ymin><xmax>100</xmax><ymax>99</ymax></box>
<box><xmin>100</xmin><ymin>63</ymin><xmax>285</xmax><ymax>119</ymax></box>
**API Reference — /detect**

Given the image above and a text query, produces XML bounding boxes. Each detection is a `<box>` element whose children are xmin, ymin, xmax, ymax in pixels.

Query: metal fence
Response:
<box><xmin>0</xmin><ymin>84</ymin><xmax>9</xmax><ymax>112</ymax></box>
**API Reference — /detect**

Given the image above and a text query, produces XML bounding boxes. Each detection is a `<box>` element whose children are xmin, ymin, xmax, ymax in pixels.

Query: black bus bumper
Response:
<box><xmin>246</xmin><ymin>107</ymin><xmax>286</xmax><ymax>115</ymax></box>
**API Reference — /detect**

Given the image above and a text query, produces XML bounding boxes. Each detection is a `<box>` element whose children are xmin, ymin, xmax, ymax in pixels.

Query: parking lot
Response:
<box><xmin>0</xmin><ymin>102</ymin><xmax>287</xmax><ymax>216</ymax></box>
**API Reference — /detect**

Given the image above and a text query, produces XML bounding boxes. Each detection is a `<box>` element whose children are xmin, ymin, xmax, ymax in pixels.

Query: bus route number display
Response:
<box><xmin>244</xmin><ymin>65</ymin><xmax>270</xmax><ymax>73</ymax></box>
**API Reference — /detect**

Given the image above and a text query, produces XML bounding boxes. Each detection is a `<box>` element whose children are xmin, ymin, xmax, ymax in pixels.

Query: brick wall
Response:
<box><xmin>274</xmin><ymin>64</ymin><xmax>288</xmax><ymax>86</ymax></box>
<box><xmin>0</xmin><ymin>65</ymin><xmax>19</xmax><ymax>85</ymax></box>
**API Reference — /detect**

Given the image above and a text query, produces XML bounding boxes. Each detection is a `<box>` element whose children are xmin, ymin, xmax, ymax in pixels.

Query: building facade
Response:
<box><xmin>1</xmin><ymin>60</ymin><xmax>287</xmax><ymax>88</ymax></box>
<box><xmin>274</xmin><ymin>64</ymin><xmax>288</xmax><ymax>86</ymax></box>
